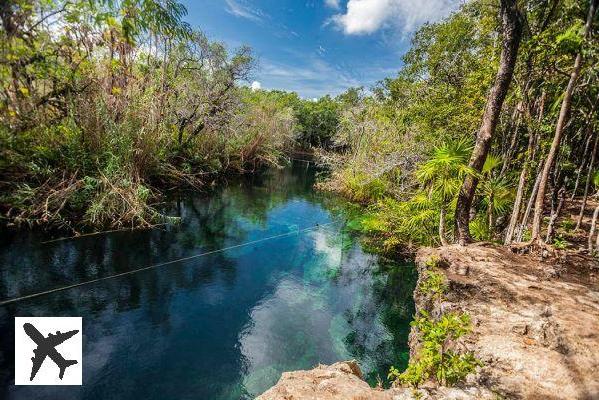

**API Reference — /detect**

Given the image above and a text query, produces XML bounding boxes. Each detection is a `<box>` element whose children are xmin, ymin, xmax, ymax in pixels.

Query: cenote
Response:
<box><xmin>0</xmin><ymin>161</ymin><xmax>416</xmax><ymax>400</ymax></box>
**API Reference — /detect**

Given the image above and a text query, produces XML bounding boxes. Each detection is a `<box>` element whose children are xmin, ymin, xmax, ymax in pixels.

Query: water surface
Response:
<box><xmin>0</xmin><ymin>162</ymin><xmax>415</xmax><ymax>399</ymax></box>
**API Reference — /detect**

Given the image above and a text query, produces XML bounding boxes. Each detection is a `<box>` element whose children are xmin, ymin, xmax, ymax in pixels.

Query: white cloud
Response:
<box><xmin>260</xmin><ymin>57</ymin><xmax>362</xmax><ymax>98</ymax></box>
<box><xmin>225</xmin><ymin>0</ymin><xmax>267</xmax><ymax>22</ymax></box>
<box><xmin>332</xmin><ymin>0</ymin><xmax>461</xmax><ymax>35</ymax></box>
<box><xmin>325</xmin><ymin>0</ymin><xmax>341</xmax><ymax>8</ymax></box>
<box><xmin>250</xmin><ymin>81</ymin><xmax>262</xmax><ymax>91</ymax></box>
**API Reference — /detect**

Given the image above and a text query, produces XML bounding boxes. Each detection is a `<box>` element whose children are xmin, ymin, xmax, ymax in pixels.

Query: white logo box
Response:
<box><xmin>14</xmin><ymin>317</ymin><xmax>82</xmax><ymax>385</ymax></box>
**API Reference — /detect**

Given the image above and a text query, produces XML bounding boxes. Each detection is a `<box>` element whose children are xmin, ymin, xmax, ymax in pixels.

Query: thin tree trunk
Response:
<box><xmin>531</xmin><ymin>0</ymin><xmax>598</xmax><ymax>242</ymax></box>
<box><xmin>516</xmin><ymin>162</ymin><xmax>543</xmax><ymax>241</ymax></box>
<box><xmin>513</xmin><ymin>93</ymin><xmax>545</xmax><ymax>242</ymax></box>
<box><xmin>588</xmin><ymin>204</ymin><xmax>599</xmax><ymax>252</ymax></box>
<box><xmin>545</xmin><ymin>186</ymin><xmax>565</xmax><ymax>243</ymax></box>
<box><xmin>439</xmin><ymin>206</ymin><xmax>448</xmax><ymax>246</ymax></box>
<box><xmin>573</xmin><ymin>95</ymin><xmax>599</xmax><ymax>200</ymax></box>
<box><xmin>488</xmin><ymin>192</ymin><xmax>495</xmax><ymax>238</ymax></box>
<box><xmin>501</xmin><ymin>101</ymin><xmax>523</xmax><ymax>175</ymax></box>
<box><xmin>571</xmin><ymin>131</ymin><xmax>592</xmax><ymax>200</ymax></box>
<box><xmin>505</xmin><ymin>131</ymin><xmax>535</xmax><ymax>244</ymax></box>
<box><xmin>576</xmin><ymin>131</ymin><xmax>598</xmax><ymax>229</ymax></box>
<box><xmin>455</xmin><ymin>0</ymin><xmax>523</xmax><ymax>245</ymax></box>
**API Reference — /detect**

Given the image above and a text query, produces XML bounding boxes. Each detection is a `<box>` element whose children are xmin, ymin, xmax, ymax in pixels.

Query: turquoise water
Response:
<box><xmin>0</xmin><ymin>162</ymin><xmax>415</xmax><ymax>399</ymax></box>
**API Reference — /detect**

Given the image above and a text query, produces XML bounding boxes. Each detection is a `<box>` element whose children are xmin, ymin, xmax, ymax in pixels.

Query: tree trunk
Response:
<box><xmin>516</xmin><ymin>164</ymin><xmax>543</xmax><ymax>241</ymax></box>
<box><xmin>455</xmin><ymin>0</ymin><xmax>523</xmax><ymax>245</ymax></box>
<box><xmin>439</xmin><ymin>206</ymin><xmax>448</xmax><ymax>246</ymax></box>
<box><xmin>513</xmin><ymin>93</ymin><xmax>545</xmax><ymax>242</ymax></box>
<box><xmin>505</xmin><ymin>130</ymin><xmax>535</xmax><ymax>244</ymax></box>
<box><xmin>588</xmin><ymin>204</ymin><xmax>599</xmax><ymax>252</ymax></box>
<box><xmin>531</xmin><ymin>0</ymin><xmax>598</xmax><ymax>241</ymax></box>
<box><xmin>487</xmin><ymin>192</ymin><xmax>495</xmax><ymax>238</ymax></box>
<box><xmin>571</xmin><ymin>131</ymin><xmax>593</xmax><ymax>200</ymax></box>
<box><xmin>545</xmin><ymin>186</ymin><xmax>565</xmax><ymax>243</ymax></box>
<box><xmin>500</xmin><ymin>101</ymin><xmax>523</xmax><ymax>176</ymax></box>
<box><xmin>576</xmin><ymin>130</ymin><xmax>598</xmax><ymax>229</ymax></box>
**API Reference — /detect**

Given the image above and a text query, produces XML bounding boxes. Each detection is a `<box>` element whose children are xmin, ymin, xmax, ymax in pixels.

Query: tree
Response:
<box><xmin>480</xmin><ymin>155</ymin><xmax>513</xmax><ymax>239</ymax></box>
<box><xmin>416</xmin><ymin>140</ymin><xmax>474</xmax><ymax>245</ymax></box>
<box><xmin>454</xmin><ymin>0</ymin><xmax>523</xmax><ymax>244</ymax></box>
<box><xmin>530</xmin><ymin>0</ymin><xmax>599</xmax><ymax>243</ymax></box>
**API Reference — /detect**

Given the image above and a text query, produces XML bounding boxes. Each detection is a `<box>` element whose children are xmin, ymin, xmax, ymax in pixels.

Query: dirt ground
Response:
<box><xmin>417</xmin><ymin>244</ymin><xmax>599</xmax><ymax>400</ymax></box>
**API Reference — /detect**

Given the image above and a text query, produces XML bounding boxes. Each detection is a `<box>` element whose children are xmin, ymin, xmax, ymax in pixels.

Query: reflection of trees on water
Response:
<box><xmin>321</xmin><ymin>239</ymin><xmax>416</xmax><ymax>386</ymax></box>
<box><xmin>0</xmin><ymin>162</ymin><xmax>334</xmax><ymax>397</ymax></box>
<box><xmin>235</xmin><ymin>227</ymin><xmax>416</xmax><ymax>396</ymax></box>
<box><xmin>0</xmin><ymin>161</ymin><xmax>416</xmax><ymax>399</ymax></box>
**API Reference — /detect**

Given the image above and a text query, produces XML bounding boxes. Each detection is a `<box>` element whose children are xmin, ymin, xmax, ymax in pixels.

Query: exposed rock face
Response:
<box><xmin>256</xmin><ymin>361</ymin><xmax>493</xmax><ymax>400</ymax></box>
<box><xmin>416</xmin><ymin>244</ymin><xmax>599</xmax><ymax>400</ymax></box>
<box><xmin>256</xmin><ymin>361</ymin><xmax>394</xmax><ymax>400</ymax></box>
<box><xmin>258</xmin><ymin>245</ymin><xmax>599</xmax><ymax>400</ymax></box>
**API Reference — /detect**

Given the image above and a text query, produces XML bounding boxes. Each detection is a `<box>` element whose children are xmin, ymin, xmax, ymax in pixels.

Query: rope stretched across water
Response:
<box><xmin>0</xmin><ymin>221</ymin><xmax>338</xmax><ymax>307</ymax></box>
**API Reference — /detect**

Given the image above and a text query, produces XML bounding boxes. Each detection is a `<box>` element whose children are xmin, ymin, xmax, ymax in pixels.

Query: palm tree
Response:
<box><xmin>480</xmin><ymin>155</ymin><xmax>513</xmax><ymax>239</ymax></box>
<box><xmin>416</xmin><ymin>139</ymin><xmax>474</xmax><ymax>245</ymax></box>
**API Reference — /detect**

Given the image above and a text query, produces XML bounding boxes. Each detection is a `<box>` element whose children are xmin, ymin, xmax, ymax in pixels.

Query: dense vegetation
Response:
<box><xmin>2</xmin><ymin>0</ymin><xmax>599</xmax><ymax>253</ymax></box>
<box><xmin>2</xmin><ymin>0</ymin><xmax>598</xmax><ymax>393</ymax></box>
<box><xmin>318</xmin><ymin>0</ymin><xmax>599</xmax><ymax>254</ymax></box>
<box><xmin>0</xmin><ymin>0</ymin><xmax>308</xmax><ymax>230</ymax></box>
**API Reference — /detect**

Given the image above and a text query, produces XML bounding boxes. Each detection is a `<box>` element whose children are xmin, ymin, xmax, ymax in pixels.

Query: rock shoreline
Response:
<box><xmin>258</xmin><ymin>244</ymin><xmax>599</xmax><ymax>400</ymax></box>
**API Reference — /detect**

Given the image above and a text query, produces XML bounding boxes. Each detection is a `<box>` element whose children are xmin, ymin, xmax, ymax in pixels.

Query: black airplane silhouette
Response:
<box><xmin>23</xmin><ymin>322</ymin><xmax>79</xmax><ymax>381</ymax></box>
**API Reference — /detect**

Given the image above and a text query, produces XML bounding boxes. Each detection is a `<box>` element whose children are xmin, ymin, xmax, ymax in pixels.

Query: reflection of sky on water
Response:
<box><xmin>238</xmin><ymin>227</ymin><xmax>411</xmax><ymax>397</ymax></box>
<box><xmin>0</xmin><ymin>162</ymin><xmax>415</xmax><ymax>400</ymax></box>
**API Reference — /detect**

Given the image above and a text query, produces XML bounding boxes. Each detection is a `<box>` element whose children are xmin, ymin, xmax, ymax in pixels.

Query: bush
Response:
<box><xmin>389</xmin><ymin>311</ymin><xmax>480</xmax><ymax>387</ymax></box>
<box><xmin>552</xmin><ymin>235</ymin><xmax>568</xmax><ymax>250</ymax></box>
<box><xmin>419</xmin><ymin>270</ymin><xmax>448</xmax><ymax>300</ymax></box>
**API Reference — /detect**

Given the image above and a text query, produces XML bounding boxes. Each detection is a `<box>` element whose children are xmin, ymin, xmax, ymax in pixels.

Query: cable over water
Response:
<box><xmin>0</xmin><ymin>221</ymin><xmax>339</xmax><ymax>307</ymax></box>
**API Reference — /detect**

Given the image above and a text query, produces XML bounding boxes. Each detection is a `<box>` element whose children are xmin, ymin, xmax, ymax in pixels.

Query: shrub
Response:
<box><xmin>419</xmin><ymin>270</ymin><xmax>448</xmax><ymax>300</ymax></box>
<box><xmin>389</xmin><ymin>311</ymin><xmax>480</xmax><ymax>387</ymax></box>
<box><xmin>552</xmin><ymin>235</ymin><xmax>568</xmax><ymax>250</ymax></box>
<box><xmin>559</xmin><ymin>219</ymin><xmax>575</xmax><ymax>232</ymax></box>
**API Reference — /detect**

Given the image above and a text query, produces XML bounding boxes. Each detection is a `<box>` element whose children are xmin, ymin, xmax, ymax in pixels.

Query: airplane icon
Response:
<box><xmin>23</xmin><ymin>322</ymin><xmax>79</xmax><ymax>381</ymax></box>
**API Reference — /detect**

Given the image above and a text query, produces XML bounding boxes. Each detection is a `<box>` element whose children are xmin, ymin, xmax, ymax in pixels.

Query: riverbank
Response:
<box><xmin>258</xmin><ymin>244</ymin><xmax>599</xmax><ymax>399</ymax></box>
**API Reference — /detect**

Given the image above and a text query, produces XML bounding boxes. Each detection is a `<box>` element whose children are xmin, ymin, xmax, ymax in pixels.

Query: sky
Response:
<box><xmin>180</xmin><ymin>0</ymin><xmax>463</xmax><ymax>98</ymax></box>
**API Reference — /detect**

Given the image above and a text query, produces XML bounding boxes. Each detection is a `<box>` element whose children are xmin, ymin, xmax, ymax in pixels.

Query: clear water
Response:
<box><xmin>0</xmin><ymin>162</ymin><xmax>415</xmax><ymax>400</ymax></box>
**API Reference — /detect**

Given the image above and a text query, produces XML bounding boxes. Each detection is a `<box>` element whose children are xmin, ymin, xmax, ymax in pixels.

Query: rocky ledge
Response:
<box><xmin>258</xmin><ymin>244</ymin><xmax>599</xmax><ymax>400</ymax></box>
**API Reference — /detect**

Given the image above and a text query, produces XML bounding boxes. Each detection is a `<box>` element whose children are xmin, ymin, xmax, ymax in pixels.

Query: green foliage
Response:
<box><xmin>316</xmin><ymin>0</ymin><xmax>599</xmax><ymax>250</ymax></box>
<box><xmin>560</xmin><ymin>219</ymin><xmax>575</xmax><ymax>232</ymax></box>
<box><xmin>3</xmin><ymin>0</ymin><xmax>598</xmax><ymax>244</ymax></box>
<box><xmin>555</xmin><ymin>21</ymin><xmax>584</xmax><ymax>54</ymax></box>
<box><xmin>416</xmin><ymin>139</ymin><xmax>474</xmax><ymax>202</ymax></box>
<box><xmin>0</xmin><ymin>0</ymin><xmax>297</xmax><ymax>230</ymax></box>
<box><xmin>419</xmin><ymin>270</ymin><xmax>448</xmax><ymax>300</ymax></box>
<box><xmin>425</xmin><ymin>256</ymin><xmax>439</xmax><ymax>268</ymax></box>
<box><xmin>552</xmin><ymin>235</ymin><xmax>568</xmax><ymax>250</ymax></box>
<box><xmin>389</xmin><ymin>311</ymin><xmax>480</xmax><ymax>387</ymax></box>
<box><xmin>339</xmin><ymin>171</ymin><xmax>389</xmax><ymax>202</ymax></box>
<box><xmin>294</xmin><ymin>96</ymin><xmax>340</xmax><ymax>147</ymax></box>
<box><xmin>469</xmin><ymin>216</ymin><xmax>490</xmax><ymax>242</ymax></box>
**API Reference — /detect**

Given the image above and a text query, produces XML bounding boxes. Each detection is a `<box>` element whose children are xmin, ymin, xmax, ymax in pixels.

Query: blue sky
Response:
<box><xmin>180</xmin><ymin>0</ymin><xmax>462</xmax><ymax>98</ymax></box>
